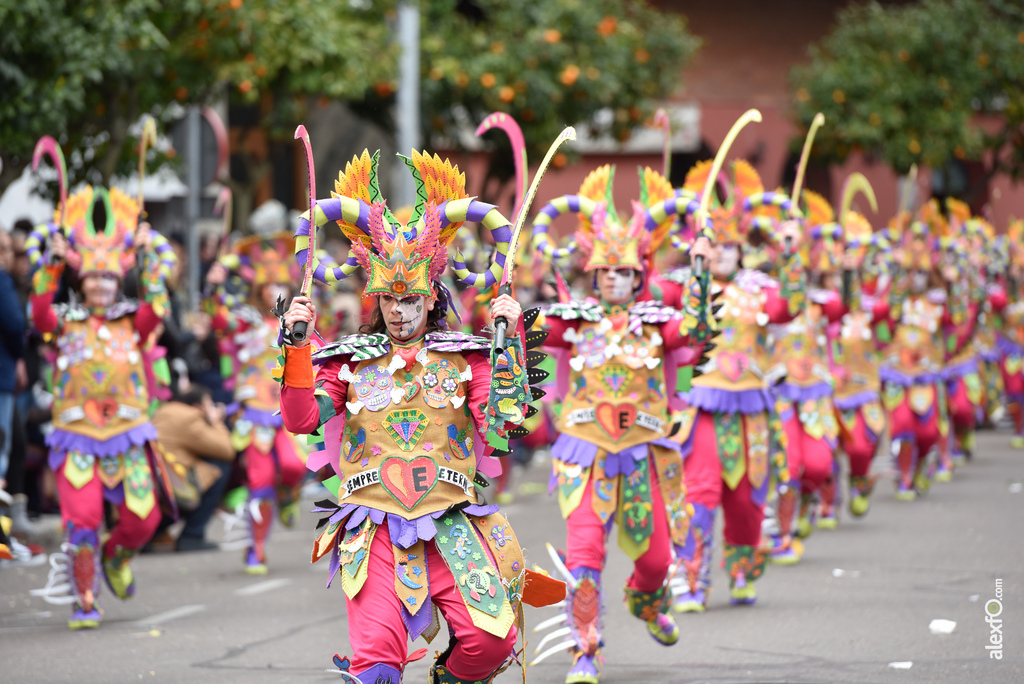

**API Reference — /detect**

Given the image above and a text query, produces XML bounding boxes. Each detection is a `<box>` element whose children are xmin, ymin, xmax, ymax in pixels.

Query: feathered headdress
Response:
<box><xmin>225</xmin><ymin>233</ymin><xmax>299</xmax><ymax>287</ymax></box>
<box><xmin>25</xmin><ymin>136</ymin><xmax>177</xmax><ymax>284</ymax></box>
<box><xmin>682</xmin><ymin>159</ymin><xmax>765</xmax><ymax>244</ymax></box>
<box><xmin>531</xmin><ymin>164</ymin><xmax>688</xmax><ymax>273</ymax></box>
<box><xmin>60</xmin><ymin>186</ymin><xmax>139</xmax><ymax>278</ymax></box>
<box><xmin>294</xmin><ymin>150</ymin><xmax>512</xmax><ymax>312</ymax></box>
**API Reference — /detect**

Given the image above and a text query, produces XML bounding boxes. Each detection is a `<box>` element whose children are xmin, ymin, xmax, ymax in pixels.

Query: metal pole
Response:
<box><xmin>395</xmin><ymin>2</ymin><xmax>420</xmax><ymax>208</ymax></box>
<box><xmin>186</xmin><ymin>106</ymin><xmax>202</xmax><ymax>309</ymax></box>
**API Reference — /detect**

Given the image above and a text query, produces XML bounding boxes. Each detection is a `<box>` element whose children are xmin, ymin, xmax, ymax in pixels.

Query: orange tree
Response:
<box><xmin>0</xmin><ymin>0</ymin><xmax>395</xmax><ymax>204</ymax></box>
<box><xmin>418</xmin><ymin>0</ymin><xmax>700</xmax><ymax>198</ymax></box>
<box><xmin>790</xmin><ymin>0</ymin><xmax>1024</xmax><ymax>193</ymax></box>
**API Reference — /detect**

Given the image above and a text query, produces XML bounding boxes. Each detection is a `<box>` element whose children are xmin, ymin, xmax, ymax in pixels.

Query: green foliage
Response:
<box><xmin>420</xmin><ymin>0</ymin><xmax>699</xmax><ymax>172</ymax></box>
<box><xmin>0</xmin><ymin>0</ymin><xmax>396</xmax><ymax>195</ymax></box>
<box><xmin>790</xmin><ymin>0</ymin><xmax>1024</xmax><ymax>179</ymax></box>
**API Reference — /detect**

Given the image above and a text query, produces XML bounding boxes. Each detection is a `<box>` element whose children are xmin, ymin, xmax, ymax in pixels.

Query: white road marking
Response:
<box><xmin>234</xmin><ymin>578</ymin><xmax>292</xmax><ymax>596</ymax></box>
<box><xmin>134</xmin><ymin>604</ymin><xmax>206</xmax><ymax>626</ymax></box>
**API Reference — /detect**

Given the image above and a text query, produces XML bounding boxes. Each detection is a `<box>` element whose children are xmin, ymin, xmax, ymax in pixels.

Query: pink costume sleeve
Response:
<box><xmin>989</xmin><ymin>286</ymin><xmax>1008</xmax><ymax>314</ymax></box>
<box><xmin>134</xmin><ymin>302</ymin><xmax>162</xmax><ymax>341</ymax></box>
<box><xmin>762</xmin><ymin>285</ymin><xmax>799</xmax><ymax>325</ymax></box>
<box><xmin>280</xmin><ymin>357</ymin><xmax>351</xmax><ymax>435</ymax></box>
<box><xmin>30</xmin><ymin>291</ymin><xmax>59</xmax><ymax>335</ymax></box>
<box><xmin>541</xmin><ymin>316</ymin><xmax>577</xmax><ymax>350</ymax></box>
<box><xmin>820</xmin><ymin>291</ymin><xmax>849</xmax><ymax>324</ymax></box>
<box><xmin>660</xmin><ymin>317</ymin><xmax>702</xmax><ymax>365</ymax></box>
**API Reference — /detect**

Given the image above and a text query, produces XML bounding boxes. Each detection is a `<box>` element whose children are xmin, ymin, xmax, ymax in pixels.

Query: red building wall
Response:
<box><xmin>446</xmin><ymin>0</ymin><xmax>1023</xmax><ymax>238</ymax></box>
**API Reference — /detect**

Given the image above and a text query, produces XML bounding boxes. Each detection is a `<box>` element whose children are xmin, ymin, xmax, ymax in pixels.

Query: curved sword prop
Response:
<box><xmin>694</xmin><ymin>108</ymin><xmax>763</xmax><ymax>277</ymax></box>
<box><xmin>653</xmin><ymin>107</ymin><xmax>672</xmax><ymax>180</ymax></box>
<box><xmin>291</xmin><ymin>125</ymin><xmax>317</xmax><ymax>343</ymax></box>
<box><xmin>788</xmin><ymin>112</ymin><xmax>825</xmax><ymax>253</ymax></box>
<box><xmin>475</xmin><ymin>113</ymin><xmax>528</xmax><ymax>224</ymax></box>
<box><xmin>492</xmin><ymin>125</ymin><xmax>576</xmax><ymax>353</ymax></box>
<box><xmin>32</xmin><ymin>136</ymin><xmax>68</xmax><ymax>231</ymax></box>
<box><xmin>136</xmin><ymin>116</ymin><xmax>158</xmax><ymax>221</ymax></box>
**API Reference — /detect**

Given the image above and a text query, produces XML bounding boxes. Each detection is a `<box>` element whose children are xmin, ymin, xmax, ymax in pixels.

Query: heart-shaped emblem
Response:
<box><xmin>785</xmin><ymin>357</ymin><xmax>812</xmax><ymax>383</ymax></box>
<box><xmin>716</xmin><ymin>352</ymin><xmax>750</xmax><ymax>383</ymax></box>
<box><xmin>403</xmin><ymin>381</ymin><xmax>420</xmax><ymax>402</ymax></box>
<box><xmin>595</xmin><ymin>402</ymin><xmax>637</xmax><ymax>442</ymax></box>
<box><xmin>83</xmin><ymin>398</ymin><xmax>119</xmax><ymax>428</ymax></box>
<box><xmin>379</xmin><ymin>456</ymin><xmax>438</xmax><ymax>511</ymax></box>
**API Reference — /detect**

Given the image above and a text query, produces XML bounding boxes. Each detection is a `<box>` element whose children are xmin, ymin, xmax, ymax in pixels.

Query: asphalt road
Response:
<box><xmin>2</xmin><ymin>430</ymin><xmax>1022</xmax><ymax>684</ymax></box>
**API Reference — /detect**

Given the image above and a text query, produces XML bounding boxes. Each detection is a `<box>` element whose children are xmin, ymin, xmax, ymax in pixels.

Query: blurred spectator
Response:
<box><xmin>10</xmin><ymin>219</ymin><xmax>33</xmax><ymax>296</ymax></box>
<box><xmin>151</xmin><ymin>386</ymin><xmax>235</xmax><ymax>551</ymax></box>
<box><xmin>0</xmin><ymin>228</ymin><xmax>26</xmax><ymax>491</ymax></box>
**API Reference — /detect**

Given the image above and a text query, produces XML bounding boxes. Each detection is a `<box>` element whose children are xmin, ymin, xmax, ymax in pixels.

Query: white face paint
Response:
<box><xmin>82</xmin><ymin>275</ymin><xmax>119</xmax><ymax>308</ymax></box>
<box><xmin>261</xmin><ymin>283</ymin><xmax>290</xmax><ymax>309</ymax></box>
<box><xmin>910</xmin><ymin>271</ymin><xmax>929</xmax><ymax>293</ymax></box>
<box><xmin>380</xmin><ymin>294</ymin><xmax>431</xmax><ymax>341</ymax></box>
<box><xmin>711</xmin><ymin>244</ymin><xmax>741</xmax><ymax>279</ymax></box>
<box><xmin>597</xmin><ymin>267</ymin><xmax>638</xmax><ymax>304</ymax></box>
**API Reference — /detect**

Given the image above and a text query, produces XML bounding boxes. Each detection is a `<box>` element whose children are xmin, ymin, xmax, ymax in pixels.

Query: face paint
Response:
<box><xmin>82</xmin><ymin>275</ymin><xmax>118</xmax><ymax>308</ymax></box>
<box><xmin>910</xmin><ymin>271</ymin><xmax>929</xmax><ymax>293</ymax></box>
<box><xmin>385</xmin><ymin>296</ymin><xmax>427</xmax><ymax>340</ymax></box>
<box><xmin>262</xmin><ymin>283</ymin><xmax>290</xmax><ymax>308</ymax></box>
<box><xmin>599</xmin><ymin>267</ymin><xmax>636</xmax><ymax>304</ymax></box>
<box><xmin>712</xmin><ymin>244</ymin><xmax>741</xmax><ymax>278</ymax></box>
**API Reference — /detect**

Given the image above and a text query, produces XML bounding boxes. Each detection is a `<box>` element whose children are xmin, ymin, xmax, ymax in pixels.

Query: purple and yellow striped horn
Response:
<box><xmin>530</xmin><ymin>194</ymin><xmax>593</xmax><ymax>262</ymax></box>
<box><xmin>294</xmin><ymin>196</ymin><xmax>512</xmax><ymax>289</ymax></box>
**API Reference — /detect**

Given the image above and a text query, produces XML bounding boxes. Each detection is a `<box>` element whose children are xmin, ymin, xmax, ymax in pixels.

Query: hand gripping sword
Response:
<box><xmin>291</xmin><ymin>124</ymin><xmax>317</xmax><ymax>343</ymax></box>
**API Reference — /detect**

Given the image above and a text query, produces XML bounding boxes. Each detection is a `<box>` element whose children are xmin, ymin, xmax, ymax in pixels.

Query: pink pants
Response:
<box><xmin>888</xmin><ymin>390</ymin><xmax>941</xmax><ymax>455</ymax></box>
<box><xmin>683</xmin><ymin>412</ymin><xmax>763</xmax><ymax>546</ymax></box>
<box><xmin>781</xmin><ymin>413</ymin><xmax>834</xmax><ymax>495</ymax></box>
<box><xmin>55</xmin><ymin>467</ymin><xmax>161</xmax><ymax>556</ymax></box>
<box><xmin>888</xmin><ymin>386</ymin><xmax>944</xmax><ymax>485</ymax></box>
<box><xmin>346</xmin><ymin>529</ymin><xmax>516</xmax><ymax>680</ymax></box>
<box><xmin>245</xmin><ymin>428</ymin><xmax>306</xmax><ymax>492</ymax></box>
<box><xmin>947</xmin><ymin>378</ymin><xmax>977</xmax><ymax>433</ymax></box>
<box><xmin>565</xmin><ymin>454</ymin><xmax>671</xmax><ymax>593</ymax></box>
<box><xmin>838</xmin><ymin>410</ymin><xmax>878</xmax><ymax>479</ymax></box>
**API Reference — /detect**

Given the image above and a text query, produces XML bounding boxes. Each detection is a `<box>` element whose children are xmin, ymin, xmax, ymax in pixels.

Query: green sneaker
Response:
<box><xmin>796</xmin><ymin>515</ymin><xmax>814</xmax><ymax>539</ymax></box>
<box><xmin>645</xmin><ymin>613</ymin><xmax>680</xmax><ymax>645</ymax></box>
<box><xmin>849</xmin><ymin>494</ymin><xmax>870</xmax><ymax>517</ymax></box>
<box><xmin>102</xmin><ymin>550</ymin><xmax>136</xmax><ymax>600</ymax></box>
<box><xmin>278</xmin><ymin>500</ymin><xmax>300</xmax><ymax>528</ymax></box>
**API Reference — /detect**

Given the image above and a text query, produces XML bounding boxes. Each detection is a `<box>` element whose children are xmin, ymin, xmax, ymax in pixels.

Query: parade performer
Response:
<box><xmin>25</xmin><ymin>132</ymin><xmax>177</xmax><ymax>629</ymax></box>
<box><xmin>825</xmin><ymin>177</ymin><xmax>888</xmax><ymax>519</ymax></box>
<box><xmin>751</xmin><ymin>116</ymin><xmax>843</xmax><ymax>540</ymax></box>
<box><xmin>999</xmin><ymin>220</ymin><xmax>1024</xmax><ymax>448</ymax></box>
<box><xmin>526</xmin><ymin>108</ymin><xmax>726</xmax><ymax>681</ymax></box>
<box><xmin>969</xmin><ymin>223</ymin><xmax>1006</xmax><ymax>433</ymax></box>
<box><xmin>205</xmin><ymin>231</ymin><xmax>308</xmax><ymax>574</ymax></box>
<box><xmin>939</xmin><ymin>201</ymin><xmax>991</xmax><ymax>468</ymax></box>
<box><xmin>875</xmin><ymin>210</ymin><xmax>951</xmax><ymax>500</ymax></box>
<box><xmin>278</xmin><ymin>126</ymin><xmax>568</xmax><ymax>684</ymax></box>
<box><xmin>665</xmin><ymin>113</ymin><xmax>806</xmax><ymax>610</ymax></box>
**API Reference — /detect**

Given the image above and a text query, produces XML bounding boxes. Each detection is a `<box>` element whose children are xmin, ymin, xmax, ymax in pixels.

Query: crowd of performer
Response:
<box><xmin>1</xmin><ymin>107</ymin><xmax>1021</xmax><ymax>684</ymax></box>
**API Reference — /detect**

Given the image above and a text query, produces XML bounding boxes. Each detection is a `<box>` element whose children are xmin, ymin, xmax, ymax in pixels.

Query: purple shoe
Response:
<box><xmin>68</xmin><ymin>604</ymin><xmax>102</xmax><ymax>630</ymax></box>
<box><xmin>566</xmin><ymin>652</ymin><xmax>600</xmax><ymax>684</ymax></box>
<box><xmin>245</xmin><ymin>547</ymin><xmax>268</xmax><ymax>575</ymax></box>
<box><xmin>672</xmin><ymin>589</ymin><xmax>707</xmax><ymax>613</ymax></box>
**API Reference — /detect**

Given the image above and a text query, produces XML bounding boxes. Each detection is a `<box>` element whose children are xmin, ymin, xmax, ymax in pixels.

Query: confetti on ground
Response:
<box><xmin>929</xmin><ymin>619</ymin><xmax>957</xmax><ymax>635</ymax></box>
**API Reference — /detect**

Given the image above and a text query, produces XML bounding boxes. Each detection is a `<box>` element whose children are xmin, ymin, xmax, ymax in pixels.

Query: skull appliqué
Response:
<box><xmin>354</xmin><ymin>365</ymin><xmax>394</xmax><ymax>412</ymax></box>
<box><xmin>577</xmin><ymin>327</ymin><xmax>607</xmax><ymax>369</ymax></box>
<box><xmin>420</xmin><ymin>358</ymin><xmax>466</xmax><ymax>409</ymax></box>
